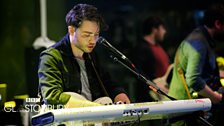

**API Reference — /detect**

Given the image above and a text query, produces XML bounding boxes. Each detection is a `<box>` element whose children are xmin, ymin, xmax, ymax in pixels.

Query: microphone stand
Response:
<box><xmin>111</xmin><ymin>55</ymin><xmax>175</xmax><ymax>100</ymax></box>
<box><xmin>110</xmin><ymin>55</ymin><xmax>213</xmax><ymax>126</ymax></box>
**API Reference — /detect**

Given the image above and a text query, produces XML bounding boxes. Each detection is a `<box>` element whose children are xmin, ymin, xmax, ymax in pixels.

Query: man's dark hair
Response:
<box><xmin>142</xmin><ymin>16</ymin><xmax>165</xmax><ymax>36</ymax></box>
<box><xmin>203</xmin><ymin>3</ymin><xmax>224</xmax><ymax>28</ymax></box>
<box><xmin>65</xmin><ymin>4</ymin><xmax>108</xmax><ymax>31</ymax></box>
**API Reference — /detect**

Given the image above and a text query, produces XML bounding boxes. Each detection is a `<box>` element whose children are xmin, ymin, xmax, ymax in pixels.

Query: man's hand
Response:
<box><xmin>114</xmin><ymin>93</ymin><xmax>130</xmax><ymax>104</ymax></box>
<box><xmin>199</xmin><ymin>85</ymin><xmax>222</xmax><ymax>104</ymax></box>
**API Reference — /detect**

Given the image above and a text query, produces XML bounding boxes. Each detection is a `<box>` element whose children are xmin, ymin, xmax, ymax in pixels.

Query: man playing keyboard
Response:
<box><xmin>38</xmin><ymin>4</ymin><xmax>130</xmax><ymax>109</ymax></box>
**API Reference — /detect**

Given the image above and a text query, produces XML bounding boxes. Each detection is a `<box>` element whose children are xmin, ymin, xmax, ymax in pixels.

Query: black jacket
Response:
<box><xmin>38</xmin><ymin>33</ymin><xmax>126</xmax><ymax>105</ymax></box>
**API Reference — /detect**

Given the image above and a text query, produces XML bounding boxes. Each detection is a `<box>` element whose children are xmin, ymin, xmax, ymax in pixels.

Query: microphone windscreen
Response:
<box><xmin>97</xmin><ymin>37</ymin><xmax>105</xmax><ymax>44</ymax></box>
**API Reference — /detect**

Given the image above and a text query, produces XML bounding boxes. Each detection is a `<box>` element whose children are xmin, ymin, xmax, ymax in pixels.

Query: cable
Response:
<box><xmin>128</xmin><ymin>110</ymin><xmax>143</xmax><ymax>126</ymax></box>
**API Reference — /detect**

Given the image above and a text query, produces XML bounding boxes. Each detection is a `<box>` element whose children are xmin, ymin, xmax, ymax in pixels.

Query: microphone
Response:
<box><xmin>97</xmin><ymin>37</ymin><xmax>136</xmax><ymax>69</ymax></box>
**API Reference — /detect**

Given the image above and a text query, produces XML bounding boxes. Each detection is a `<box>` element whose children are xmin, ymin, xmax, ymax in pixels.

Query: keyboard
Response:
<box><xmin>32</xmin><ymin>98</ymin><xmax>211</xmax><ymax>126</ymax></box>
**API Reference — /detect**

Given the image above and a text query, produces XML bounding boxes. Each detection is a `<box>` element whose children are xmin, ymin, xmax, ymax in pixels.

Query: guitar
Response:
<box><xmin>150</xmin><ymin>64</ymin><xmax>173</xmax><ymax>101</ymax></box>
<box><xmin>65</xmin><ymin>92</ymin><xmax>113</xmax><ymax>106</ymax></box>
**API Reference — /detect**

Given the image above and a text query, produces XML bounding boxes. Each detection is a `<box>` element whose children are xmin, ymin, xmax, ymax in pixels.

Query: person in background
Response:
<box><xmin>168</xmin><ymin>3</ymin><xmax>224</xmax><ymax>126</ymax></box>
<box><xmin>132</xmin><ymin>16</ymin><xmax>170</xmax><ymax>126</ymax></box>
<box><xmin>38</xmin><ymin>4</ymin><xmax>130</xmax><ymax>109</ymax></box>
<box><xmin>133</xmin><ymin>16</ymin><xmax>170</xmax><ymax>102</ymax></box>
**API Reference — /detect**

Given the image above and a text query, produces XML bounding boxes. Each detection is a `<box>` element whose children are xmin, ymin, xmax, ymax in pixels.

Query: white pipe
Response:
<box><xmin>40</xmin><ymin>0</ymin><xmax>47</xmax><ymax>37</ymax></box>
<box><xmin>32</xmin><ymin>0</ymin><xmax>55</xmax><ymax>49</ymax></box>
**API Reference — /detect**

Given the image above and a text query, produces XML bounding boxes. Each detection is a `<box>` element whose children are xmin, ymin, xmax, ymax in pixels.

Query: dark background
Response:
<box><xmin>0</xmin><ymin>0</ymin><xmax>223</xmax><ymax>102</ymax></box>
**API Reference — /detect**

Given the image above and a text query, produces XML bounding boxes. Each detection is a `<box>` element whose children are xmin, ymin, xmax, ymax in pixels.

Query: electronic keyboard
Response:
<box><xmin>32</xmin><ymin>98</ymin><xmax>211</xmax><ymax>126</ymax></box>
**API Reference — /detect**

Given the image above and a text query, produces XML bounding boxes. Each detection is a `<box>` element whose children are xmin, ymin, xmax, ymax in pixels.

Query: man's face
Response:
<box><xmin>73</xmin><ymin>20</ymin><xmax>100</xmax><ymax>53</ymax></box>
<box><xmin>155</xmin><ymin>25</ymin><xmax>166</xmax><ymax>42</ymax></box>
<box><xmin>213</xmin><ymin>21</ymin><xmax>224</xmax><ymax>42</ymax></box>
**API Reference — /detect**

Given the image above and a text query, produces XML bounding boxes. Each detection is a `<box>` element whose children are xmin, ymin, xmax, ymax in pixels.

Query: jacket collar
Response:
<box><xmin>199</xmin><ymin>26</ymin><xmax>216</xmax><ymax>48</ymax></box>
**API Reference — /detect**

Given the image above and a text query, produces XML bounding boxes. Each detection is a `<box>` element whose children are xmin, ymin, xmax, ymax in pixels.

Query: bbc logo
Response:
<box><xmin>26</xmin><ymin>98</ymin><xmax>40</xmax><ymax>103</ymax></box>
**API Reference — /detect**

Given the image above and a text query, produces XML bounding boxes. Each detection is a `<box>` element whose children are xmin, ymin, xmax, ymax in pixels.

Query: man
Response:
<box><xmin>133</xmin><ymin>16</ymin><xmax>170</xmax><ymax>102</ymax></box>
<box><xmin>168</xmin><ymin>3</ymin><xmax>224</xmax><ymax>126</ymax></box>
<box><xmin>38</xmin><ymin>4</ymin><xmax>130</xmax><ymax>109</ymax></box>
<box><xmin>132</xmin><ymin>16</ymin><xmax>169</xmax><ymax>126</ymax></box>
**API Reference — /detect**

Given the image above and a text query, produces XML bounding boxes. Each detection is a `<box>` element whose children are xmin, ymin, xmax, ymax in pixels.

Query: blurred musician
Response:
<box><xmin>168</xmin><ymin>3</ymin><xmax>224</xmax><ymax>126</ymax></box>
